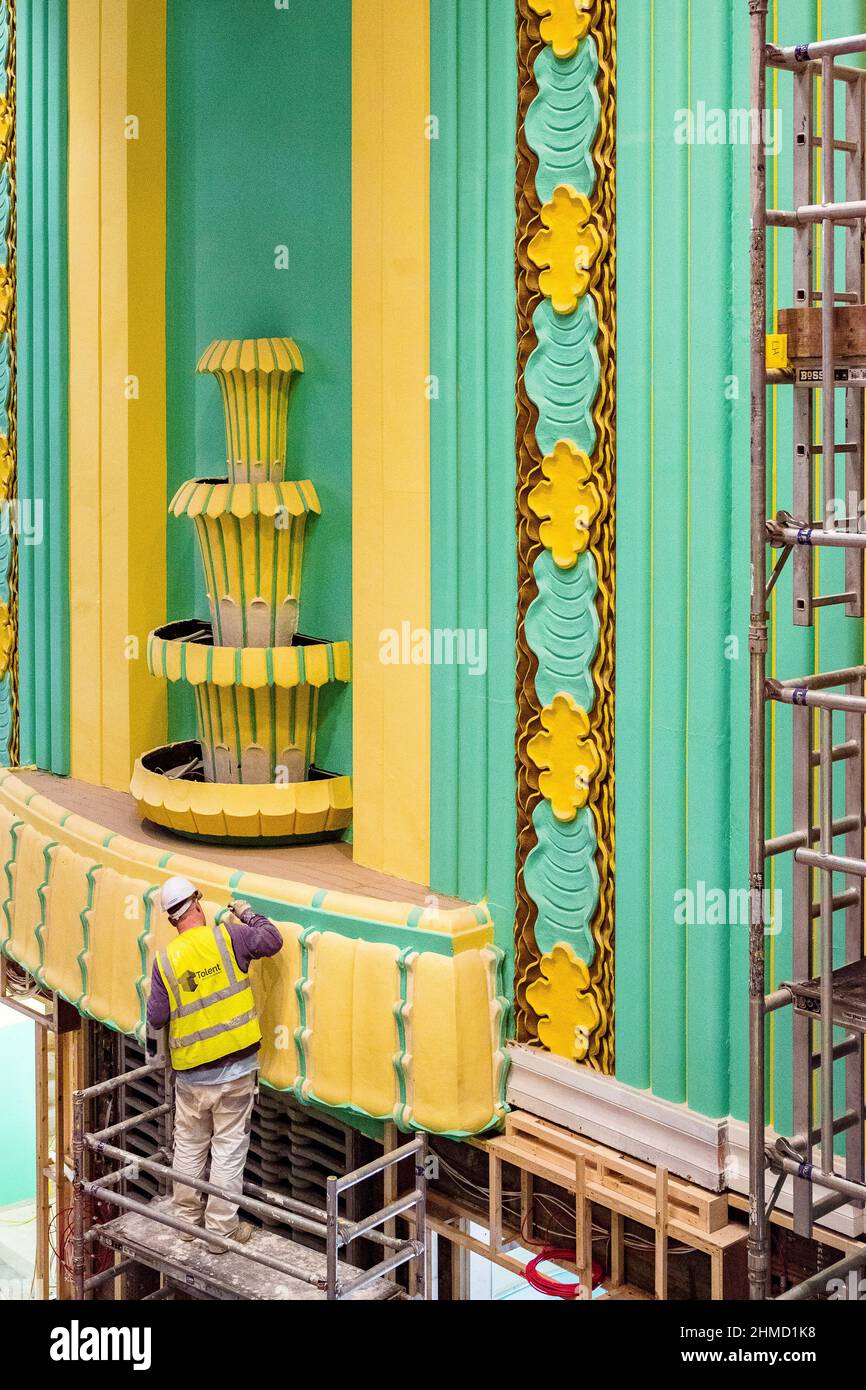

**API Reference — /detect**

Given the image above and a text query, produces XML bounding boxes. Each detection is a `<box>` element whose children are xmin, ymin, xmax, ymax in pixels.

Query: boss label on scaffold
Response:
<box><xmin>796</xmin><ymin>364</ymin><xmax>866</xmax><ymax>386</ymax></box>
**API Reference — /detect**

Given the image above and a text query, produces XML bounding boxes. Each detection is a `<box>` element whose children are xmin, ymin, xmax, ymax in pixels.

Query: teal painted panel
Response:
<box><xmin>647</xmin><ymin>0</ymin><xmax>689</xmax><ymax>1106</ymax></box>
<box><xmin>165</xmin><ymin>0</ymin><xmax>352</xmax><ymax>776</ymax></box>
<box><xmin>726</xmin><ymin>0</ymin><xmax>759</xmax><ymax>1130</ymax></box>
<box><xmin>429</xmin><ymin>0</ymin><xmax>517</xmax><ymax>959</ymax></box>
<box><xmin>0</xmin><ymin>1017</ymin><xmax>35</xmax><ymax>1205</ymax></box>
<box><xmin>14</xmin><ymin>0</ymin><xmax>70</xmax><ymax>774</ymax></box>
<box><xmin>684</xmin><ymin>0</ymin><xmax>733</xmax><ymax>1121</ymax></box>
<box><xmin>614</xmin><ymin>0</ymin><xmax>653</xmax><ymax>1092</ymax></box>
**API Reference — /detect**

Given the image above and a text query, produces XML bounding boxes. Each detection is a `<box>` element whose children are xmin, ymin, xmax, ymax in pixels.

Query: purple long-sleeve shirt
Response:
<box><xmin>147</xmin><ymin>909</ymin><xmax>282</xmax><ymax>1076</ymax></box>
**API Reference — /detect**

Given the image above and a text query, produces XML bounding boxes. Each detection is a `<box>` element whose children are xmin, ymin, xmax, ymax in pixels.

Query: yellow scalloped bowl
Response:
<box><xmin>131</xmin><ymin>744</ymin><xmax>352</xmax><ymax>845</ymax></box>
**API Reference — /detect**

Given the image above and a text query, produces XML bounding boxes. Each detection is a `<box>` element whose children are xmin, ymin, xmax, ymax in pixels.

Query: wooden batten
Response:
<box><xmin>778</xmin><ymin>304</ymin><xmax>866</xmax><ymax>361</ymax></box>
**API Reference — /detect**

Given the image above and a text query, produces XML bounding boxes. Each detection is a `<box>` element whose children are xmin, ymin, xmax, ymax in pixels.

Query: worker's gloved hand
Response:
<box><xmin>145</xmin><ymin>1030</ymin><xmax>158</xmax><ymax>1058</ymax></box>
<box><xmin>228</xmin><ymin>898</ymin><xmax>252</xmax><ymax>922</ymax></box>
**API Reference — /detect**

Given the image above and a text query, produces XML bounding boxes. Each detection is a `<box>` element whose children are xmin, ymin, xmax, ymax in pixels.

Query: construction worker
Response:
<box><xmin>146</xmin><ymin>875</ymin><xmax>282</xmax><ymax>1252</ymax></box>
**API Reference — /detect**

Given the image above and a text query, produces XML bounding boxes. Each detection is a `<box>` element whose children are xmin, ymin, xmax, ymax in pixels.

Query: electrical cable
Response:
<box><xmin>523</xmin><ymin>1246</ymin><xmax>603</xmax><ymax>1299</ymax></box>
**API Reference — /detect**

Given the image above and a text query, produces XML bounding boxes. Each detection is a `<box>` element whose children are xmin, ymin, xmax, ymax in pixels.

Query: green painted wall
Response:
<box><xmin>165</xmin><ymin>0</ymin><xmax>353</xmax><ymax>777</ymax></box>
<box><xmin>429</xmin><ymin>0</ymin><xmax>517</xmax><ymax>960</ymax></box>
<box><xmin>14</xmin><ymin>0</ymin><xmax>70</xmax><ymax>774</ymax></box>
<box><xmin>0</xmin><ymin>1016</ymin><xmax>35</xmax><ymax>1205</ymax></box>
<box><xmin>616</xmin><ymin>0</ymin><xmax>864</xmax><ymax>1124</ymax></box>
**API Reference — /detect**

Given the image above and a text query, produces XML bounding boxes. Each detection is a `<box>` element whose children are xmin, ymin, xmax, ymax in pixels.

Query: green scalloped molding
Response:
<box><xmin>526</xmin><ymin>548</ymin><xmax>599</xmax><ymax>711</ymax></box>
<box><xmin>526</xmin><ymin>39</ymin><xmax>600</xmax><ymax>205</ymax></box>
<box><xmin>525</xmin><ymin>296</ymin><xmax>600</xmax><ymax>458</ymax></box>
<box><xmin>523</xmin><ymin>21</ymin><xmax>603</xmax><ymax>976</ymax></box>
<box><xmin>525</xmin><ymin>799</ymin><xmax>599</xmax><ymax>962</ymax></box>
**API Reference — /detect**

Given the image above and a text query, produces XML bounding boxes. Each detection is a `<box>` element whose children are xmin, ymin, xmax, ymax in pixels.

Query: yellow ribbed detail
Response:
<box><xmin>195</xmin><ymin>337</ymin><xmax>304</xmax><ymax>483</ymax></box>
<box><xmin>146</xmin><ymin>635</ymin><xmax>351</xmax><ymax>689</ymax></box>
<box><xmin>169</xmin><ymin>479</ymin><xmax>320</xmax><ymax>519</ymax></box>
<box><xmin>196</xmin><ymin>337</ymin><xmax>304</xmax><ymax>375</ymax></box>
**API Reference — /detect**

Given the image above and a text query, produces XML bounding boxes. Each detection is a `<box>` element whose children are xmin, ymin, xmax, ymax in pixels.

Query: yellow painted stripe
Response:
<box><xmin>99</xmin><ymin>0</ymin><xmax>132</xmax><ymax>789</ymax></box>
<box><xmin>68</xmin><ymin>0</ymin><xmax>167</xmax><ymax>790</ymax></box>
<box><xmin>126</xmin><ymin>0</ymin><xmax>168</xmax><ymax>783</ymax></box>
<box><xmin>351</xmin><ymin>0</ymin><xmax>431</xmax><ymax>884</ymax></box>
<box><xmin>68</xmin><ymin>0</ymin><xmax>103</xmax><ymax>785</ymax></box>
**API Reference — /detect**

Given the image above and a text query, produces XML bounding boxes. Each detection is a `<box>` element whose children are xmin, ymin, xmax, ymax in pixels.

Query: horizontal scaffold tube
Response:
<box><xmin>339</xmin><ymin>1243</ymin><xmax>422</xmax><ymax>1299</ymax></box>
<box><xmin>770</xmin><ymin>33</ymin><xmax>866</xmax><ymax>63</ymax></box>
<box><xmin>778</xmin><ymin>664</ymin><xmax>866</xmax><ymax>691</ymax></box>
<box><xmin>768</xmin><ymin>200</ymin><xmax>866</xmax><ymax>226</ymax></box>
<box><xmin>766</xmin><ymin>811</ymin><xmax>866</xmax><ymax>858</ymax></box>
<box><xmin>766</xmin><ymin>678</ymin><xmax>866</xmax><ymax>715</ymax></box>
<box><xmin>333</xmin><ymin>1136</ymin><xmax>425</xmax><ymax>1193</ymax></box>
<box><xmin>85</xmin><ymin>1135</ymin><xmax>343</xmax><ymax>1246</ymax></box>
<box><xmin>768</xmin><ymin>513</ymin><xmax>866</xmax><ymax>551</ymax></box>
<box><xmin>778</xmin><ymin>1245</ymin><xmax>866</xmax><ymax>1300</ymax></box>
<box><xmin>766</xmin><ymin>48</ymin><xmax>866</xmax><ymax>81</ymax></box>
<box><xmin>83</xmin><ymin>1183</ymin><xmax>326</xmax><ymax>1290</ymax></box>
<box><xmin>772</xmin><ymin>1151</ymin><xmax>866</xmax><ymax>1204</ymax></box>
<box><xmin>796</xmin><ymin>846</ymin><xmax>866</xmax><ymax>878</ymax></box>
<box><xmin>76</xmin><ymin>1064</ymin><xmax>164</xmax><ymax>1101</ymax></box>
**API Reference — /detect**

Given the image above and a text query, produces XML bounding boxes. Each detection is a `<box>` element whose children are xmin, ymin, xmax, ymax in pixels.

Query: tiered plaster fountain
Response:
<box><xmin>131</xmin><ymin>337</ymin><xmax>352</xmax><ymax>844</ymax></box>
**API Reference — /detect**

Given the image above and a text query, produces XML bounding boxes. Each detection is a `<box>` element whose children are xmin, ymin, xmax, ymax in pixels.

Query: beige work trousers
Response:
<box><xmin>171</xmin><ymin>1071</ymin><xmax>257</xmax><ymax>1236</ymax></box>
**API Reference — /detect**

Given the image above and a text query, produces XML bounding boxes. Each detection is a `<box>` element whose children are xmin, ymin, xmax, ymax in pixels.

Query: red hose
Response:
<box><xmin>523</xmin><ymin>1246</ymin><xmax>603</xmax><ymax>1299</ymax></box>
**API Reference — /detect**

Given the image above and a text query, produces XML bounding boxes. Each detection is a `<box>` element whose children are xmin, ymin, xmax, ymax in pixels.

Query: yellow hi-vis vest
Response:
<box><xmin>156</xmin><ymin>922</ymin><xmax>261</xmax><ymax>1071</ymax></box>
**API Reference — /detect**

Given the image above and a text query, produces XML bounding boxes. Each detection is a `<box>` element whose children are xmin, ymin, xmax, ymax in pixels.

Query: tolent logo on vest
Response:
<box><xmin>50</xmin><ymin>1321</ymin><xmax>152</xmax><ymax>1372</ymax></box>
<box><xmin>180</xmin><ymin>963</ymin><xmax>221</xmax><ymax>993</ymax></box>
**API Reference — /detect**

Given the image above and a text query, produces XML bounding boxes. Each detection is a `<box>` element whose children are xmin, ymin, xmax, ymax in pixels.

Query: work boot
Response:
<box><xmin>203</xmin><ymin>1221</ymin><xmax>254</xmax><ymax>1255</ymax></box>
<box><xmin>163</xmin><ymin>1200</ymin><xmax>203</xmax><ymax>1242</ymax></box>
<box><xmin>178</xmin><ymin>1219</ymin><xmax>204</xmax><ymax>1243</ymax></box>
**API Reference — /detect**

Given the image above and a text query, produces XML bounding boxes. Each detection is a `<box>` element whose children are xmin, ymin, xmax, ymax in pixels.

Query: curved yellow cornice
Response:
<box><xmin>131</xmin><ymin>754</ymin><xmax>352</xmax><ymax>841</ymax></box>
<box><xmin>147</xmin><ymin>631</ymin><xmax>351</xmax><ymax>689</ymax></box>
<box><xmin>169</xmin><ymin>478</ymin><xmax>321</xmax><ymax>520</ymax></box>
<box><xmin>196</xmin><ymin>336</ymin><xmax>304</xmax><ymax>376</ymax></box>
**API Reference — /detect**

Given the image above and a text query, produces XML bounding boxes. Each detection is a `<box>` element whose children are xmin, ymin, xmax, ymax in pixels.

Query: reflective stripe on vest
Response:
<box><xmin>156</xmin><ymin>923</ymin><xmax>261</xmax><ymax>1071</ymax></box>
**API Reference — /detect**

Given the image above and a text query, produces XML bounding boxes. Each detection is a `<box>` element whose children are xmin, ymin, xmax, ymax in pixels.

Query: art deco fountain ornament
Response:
<box><xmin>131</xmin><ymin>337</ymin><xmax>352</xmax><ymax>843</ymax></box>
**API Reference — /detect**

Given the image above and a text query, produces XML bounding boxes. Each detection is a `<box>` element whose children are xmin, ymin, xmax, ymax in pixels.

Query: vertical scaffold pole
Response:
<box><xmin>748</xmin><ymin>0</ymin><xmax>770</xmax><ymax>1302</ymax></box>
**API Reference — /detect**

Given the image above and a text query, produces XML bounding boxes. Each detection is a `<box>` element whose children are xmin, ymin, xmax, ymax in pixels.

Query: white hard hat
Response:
<box><xmin>159</xmin><ymin>875</ymin><xmax>199</xmax><ymax>918</ymax></box>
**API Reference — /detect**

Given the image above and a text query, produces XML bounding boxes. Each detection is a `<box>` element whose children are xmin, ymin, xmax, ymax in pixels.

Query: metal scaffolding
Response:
<box><xmin>750</xmin><ymin>1</ymin><xmax>866</xmax><ymax>1299</ymax></box>
<box><xmin>72</xmin><ymin>1058</ymin><xmax>428</xmax><ymax>1301</ymax></box>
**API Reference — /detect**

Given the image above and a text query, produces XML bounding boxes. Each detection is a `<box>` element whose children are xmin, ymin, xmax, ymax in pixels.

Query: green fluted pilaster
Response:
<box><xmin>429</xmin><ymin>0</ymin><xmax>517</xmax><ymax>959</ymax></box>
<box><xmin>15</xmin><ymin>0</ymin><xmax>69</xmax><ymax>773</ymax></box>
<box><xmin>613</xmin><ymin>0</ymin><xmax>652</xmax><ymax>1091</ymax></box>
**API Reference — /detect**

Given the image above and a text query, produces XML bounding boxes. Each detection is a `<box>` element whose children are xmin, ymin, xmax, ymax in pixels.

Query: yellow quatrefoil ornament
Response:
<box><xmin>526</xmin><ymin>943</ymin><xmax>601</xmax><ymax>1061</ymax></box>
<box><xmin>528</xmin><ymin>439</ymin><xmax>601</xmax><ymax>568</ymax></box>
<box><xmin>528</xmin><ymin>184</ymin><xmax>602</xmax><ymax>315</ymax></box>
<box><xmin>527</xmin><ymin>692</ymin><xmax>600</xmax><ymax>821</ymax></box>
<box><xmin>528</xmin><ymin>0</ymin><xmax>592</xmax><ymax>60</ymax></box>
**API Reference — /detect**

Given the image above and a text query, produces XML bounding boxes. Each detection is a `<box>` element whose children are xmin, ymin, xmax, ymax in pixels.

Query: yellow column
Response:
<box><xmin>352</xmin><ymin>0</ymin><xmax>431</xmax><ymax>884</ymax></box>
<box><xmin>68</xmin><ymin>0</ymin><xmax>167</xmax><ymax>790</ymax></box>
